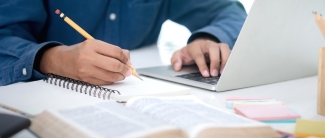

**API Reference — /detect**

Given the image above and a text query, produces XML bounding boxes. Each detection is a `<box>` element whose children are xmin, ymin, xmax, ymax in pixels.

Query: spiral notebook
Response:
<box><xmin>0</xmin><ymin>74</ymin><xmax>190</xmax><ymax>115</ymax></box>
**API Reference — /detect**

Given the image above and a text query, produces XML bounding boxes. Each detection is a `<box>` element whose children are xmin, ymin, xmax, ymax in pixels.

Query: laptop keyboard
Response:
<box><xmin>175</xmin><ymin>72</ymin><xmax>220</xmax><ymax>85</ymax></box>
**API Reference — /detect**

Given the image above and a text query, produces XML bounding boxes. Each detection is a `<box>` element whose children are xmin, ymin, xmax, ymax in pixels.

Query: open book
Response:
<box><xmin>30</xmin><ymin>96</ymin><xmax>280</xmax><ymax>138</ymax></box>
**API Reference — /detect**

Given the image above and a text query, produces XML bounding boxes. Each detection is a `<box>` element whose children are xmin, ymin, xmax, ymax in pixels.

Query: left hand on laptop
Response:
<box><xmin>171</xmin><ymin>37</ymin><xmax>231</xmax><ymax>77</ymax></box>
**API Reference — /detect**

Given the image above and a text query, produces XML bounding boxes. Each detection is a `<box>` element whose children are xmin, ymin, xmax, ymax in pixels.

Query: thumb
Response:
<box><xmin>171</xmin><ymin>51</ymin><xmax>183</xmax><ymax>71</ymax></box>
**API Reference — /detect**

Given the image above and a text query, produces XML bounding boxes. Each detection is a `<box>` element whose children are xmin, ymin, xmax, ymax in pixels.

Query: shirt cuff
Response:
<box><xmin>1</xmin><ymin>41</ymin><xmax>62</xmax><ymax>85</ymax></box>
<box><xmin>188</xmin><ymin>26</ymin><xmax>234</xmax><ymax>49</ymax></box>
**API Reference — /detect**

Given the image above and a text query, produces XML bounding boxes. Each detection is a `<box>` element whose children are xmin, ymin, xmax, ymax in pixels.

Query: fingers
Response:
<box><xmin>171</xmin><ymin>47</ymin><xmax>196</xmax><ymax>71</ymax></box>
<box><xmin>82</xmin><ymin>77</ymin><xmax>113</xmax><ymax>86</ymax></box>
<box><xmin>219</xmin><ymin>44</ymin><xmax>231</xmax><ymax>74</ymax></box>
<box><xmin>207</xmin><ymin>43</ymin><xmax>231</xmax><ymax>76</ymax></box>
<box><xmin>207</xmin><ymin>41</ymin><xmax>221</xmax><ymax>77</ymax></box>
<box><xmin>62</xmin><ymin>40</ymin><xmax>132</xmax><ymax>85</ymax></box>
<box><xmin>90</xmin><ymin>66</ymin><xmax>126</xmax><ymax>82</ymax></box>
<box><xmin>78</xmin><ymin>65</ymin><xmax>127</xmax><ymax>84</ymax></box>
<box><xmin>88</xmin><ymin>40</ymin><xmax>129</xmax><ymax>64</ymax></box>
<box><xmin>179</xmin><ymin>38</ymin><xmax>231</xmax><ymax>77</ymax></box>
<box><xmin>81</xmin><ymin>40</ymin><xmax>131</xmax><ymax>77</ymax></box>
<box><xmin>188</xmin><ymin>45</ymin><xmax>210</xmax><ymax>77</ymax></box>
<box><xmin>92</xmin><ymin>53</ymin><xmax>131</xmax><ymax>77</ymax></box>
<box><xmin>171</xmin><ymin>50</ymin><xmax>183</xmax><ymax>71</ymax></box>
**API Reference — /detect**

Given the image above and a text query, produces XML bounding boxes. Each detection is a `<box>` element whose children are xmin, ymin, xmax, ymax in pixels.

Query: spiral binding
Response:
<box><xmin>43</xmin><ymin>73</ymin><xmax>120</xmax><ymax>100</ymax></box>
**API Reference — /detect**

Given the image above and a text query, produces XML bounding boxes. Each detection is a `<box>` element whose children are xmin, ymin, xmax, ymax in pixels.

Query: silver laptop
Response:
<box><xmin>137</xmin><ymin>0</ymin><xmax>325</xmax><ymax>91</ymax></box>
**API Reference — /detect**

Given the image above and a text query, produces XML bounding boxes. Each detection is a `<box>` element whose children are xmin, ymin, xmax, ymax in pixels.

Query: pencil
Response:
<box><xmin>0</xmin><ymin>103</ymin><xmax>34</xmax><ymax>119</ymax></box>
<box><xmin>313</xmin><ymin>11</ymin><xmax>325</xmax><ymax>39</ymax></box>
<box><xmin>55</xmin><ymin>9</ymin><xmax>143</xmax><ymax>81</ymax></box>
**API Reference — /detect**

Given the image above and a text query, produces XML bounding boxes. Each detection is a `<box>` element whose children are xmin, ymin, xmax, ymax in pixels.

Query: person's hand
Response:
<box><xmin>40</xmin><ymin>39</ymin><xmax>132</xmax><ymax>85</ymax></box>
<box><xmin>171</xmin><ymin>38</ymin><xmax>231</xmax><ymax>77</ymax></box>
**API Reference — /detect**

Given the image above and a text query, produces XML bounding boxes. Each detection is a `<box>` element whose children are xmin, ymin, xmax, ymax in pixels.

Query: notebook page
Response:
<box><xmin>54</xmin><ymin>102</ymin><xmax>178</xmax><ymax>138</ymax></box>
<box><xmin>0</xmin><ymin>80</ymin><xmax>104</xmax><ymax>115</ymax></box>
<box><xmin>0</xmin><ymin>76</ymin><xmax>189</xmax><ymax>115</ymax></box>
<box><xmin>126</xmin><ymin>96</ymin><xmax>266</xmax><ymax>137</ymax></box>
<box><xmin>105</xmin><ymin>76</ymin><xmax>191</xmax><ymax>102</ymax></box>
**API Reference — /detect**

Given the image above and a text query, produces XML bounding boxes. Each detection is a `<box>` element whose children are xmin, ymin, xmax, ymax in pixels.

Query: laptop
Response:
<box><xmin>137</xmin><ymin>0</ymin><xmax>325</xmax><ymax>91</ymax></box>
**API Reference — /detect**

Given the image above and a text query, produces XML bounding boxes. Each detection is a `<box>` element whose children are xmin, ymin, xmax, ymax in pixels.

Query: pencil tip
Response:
<box><xmin>55</xmin><ymin>9</ymin><xmax>60</xmax><ymax>14</ymax></box>
<box><xmin>134</xmin><ymin>73</ymin><xmax>143</xmax><ymax>81</ymax></box>
<box><xmin>137</xmin><ymin>75</ymin><xmax>143</xmax><ymax>81</ymax></box>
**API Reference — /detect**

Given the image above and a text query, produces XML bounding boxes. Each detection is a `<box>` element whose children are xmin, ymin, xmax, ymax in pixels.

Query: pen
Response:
<box><xmin>0</xmin><ymin>103</ymin><xmax>34</xmax><ymax>119</ymax></box>
<box><xmin>55</xmin><ymin>9</ymin><xmax>143</xmax><ymax>81</ymax></box>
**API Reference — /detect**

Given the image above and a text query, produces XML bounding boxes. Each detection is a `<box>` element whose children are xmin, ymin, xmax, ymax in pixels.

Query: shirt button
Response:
<box><xmin>22</xmin><ymin>68</ymin><xmax>27</xmax><ymax>76</ymax></box>
<box><xmin>110</xmin><ymin>13</ymin><xmax>116</xmax><ymax>21</ymax></box>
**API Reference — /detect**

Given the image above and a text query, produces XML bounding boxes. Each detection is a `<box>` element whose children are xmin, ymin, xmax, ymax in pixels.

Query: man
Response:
<box><xmin>0</xmin><ymin>0</ymin><xmax>246</xmax><ymax>86</ymax></box>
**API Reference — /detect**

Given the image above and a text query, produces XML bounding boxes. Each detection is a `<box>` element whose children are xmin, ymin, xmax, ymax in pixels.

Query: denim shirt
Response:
<box><xmin>0</xmin><ymin>0</ymin><xmax>246</xmax><ymax>86</ymax></box>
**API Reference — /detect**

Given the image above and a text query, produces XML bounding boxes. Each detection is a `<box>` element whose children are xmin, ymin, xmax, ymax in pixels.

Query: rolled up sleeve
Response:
<box><xmin>0</xmin><ymin>0</ymin><xmax>62</xmax><ymax>85</ymax></box>
<box><xmin>1</xmin><ymin>40</ymin><xmax>61</xmax><ymax>85</ymax></box>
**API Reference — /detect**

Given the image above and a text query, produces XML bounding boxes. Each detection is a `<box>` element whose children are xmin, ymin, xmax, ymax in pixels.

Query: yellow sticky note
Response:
<box><xmin>294</xmin><ymin>119</ymin><xmax>325</xmax><ymax>137</ymax></box>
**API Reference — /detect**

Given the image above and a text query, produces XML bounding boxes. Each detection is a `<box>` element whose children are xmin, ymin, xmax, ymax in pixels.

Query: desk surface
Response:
<box><xmin>2</xmin><ymin>44</ymin><xmax>325</xmax><ymax>137</ymax></box>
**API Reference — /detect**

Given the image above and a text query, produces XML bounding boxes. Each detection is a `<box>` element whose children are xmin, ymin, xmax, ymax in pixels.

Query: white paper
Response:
<box><xmin>127</xmin><ymin>96</ymin><xmax>261</xmax><ymax>134</ymax></box>
<box><xmin>57</xmin><ymin>102</ymin><xmax>167</xmax><ymax>138</ymax></box>
<box><xmin>104</xmin><ymin>76</ymin><xmax>191</xmax><ymax>102</ymax></box>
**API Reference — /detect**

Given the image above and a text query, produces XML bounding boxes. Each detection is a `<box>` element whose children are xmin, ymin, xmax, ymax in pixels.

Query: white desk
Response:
<box><xmin>2</xmin><ymin>44</ymin><xmax>325</xmax><ymax>137</ymax></box>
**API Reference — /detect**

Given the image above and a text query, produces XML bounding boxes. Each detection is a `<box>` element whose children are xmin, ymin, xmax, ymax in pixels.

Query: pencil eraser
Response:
<box><xmin>55</xmin><ymin>9</ymin><xmax>60</xmax><ymax>14</ymax></box>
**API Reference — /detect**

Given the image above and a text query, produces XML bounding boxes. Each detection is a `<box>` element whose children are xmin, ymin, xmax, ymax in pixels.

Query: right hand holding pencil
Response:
<box><xmin>39</xmin><ymin>39</ymin><xmax>132</xmax><ymax>85</ymax></box>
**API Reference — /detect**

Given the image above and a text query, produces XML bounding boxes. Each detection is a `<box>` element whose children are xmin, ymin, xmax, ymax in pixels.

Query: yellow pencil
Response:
<box><xmin>0</xmin><ymin>103</ymin><xmax>34</xmax><ymax>119</ymax></box>
<box><xmin>55</xmin><ymin>9</ymin><xmax>142</xmax><ymax>81</ymax></box>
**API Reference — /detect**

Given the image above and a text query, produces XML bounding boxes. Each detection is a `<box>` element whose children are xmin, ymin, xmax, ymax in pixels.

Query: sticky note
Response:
<box><xmin>226</xmin><ymin>97</ymin><xmax>273</xmax><ymax>101</ymax></box>
<box><xmin>226</xmin><ymin>99</ymin><xmax>276</xmax><ymax>109</ymax></box>
<box><xmin>262</xmin><ymin>119</ymin><xmax>297</xmax><ymax>123</ymax></box>
<box><xmin>233</xmin><ymin>101</ymin><xmax>282</xmax><ymax>108</ymax></box>
<box><xmin>234</xmin><ymin>104</ymin><xmax>300</xmax><ymax>121</ymax></box>
<box><xmin>294</xmin><ymin>119</ymin><xmax>325</xmax><ymax>137</ymax></box>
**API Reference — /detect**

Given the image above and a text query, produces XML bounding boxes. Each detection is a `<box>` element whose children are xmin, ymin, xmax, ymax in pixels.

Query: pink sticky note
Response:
<box><xmin>234</xmin><ymin>104</ymin><xmax>300</xmax><ymax>121</ymax></box>
<box><xmin>226</xmin><ymin>97</ymin><xmax>273</xmax><ymax>101</ymax></box>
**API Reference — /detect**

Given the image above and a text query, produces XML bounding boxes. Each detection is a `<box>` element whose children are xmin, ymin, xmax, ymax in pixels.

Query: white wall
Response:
<box><xmin>239</xmin><ymin>0</ymin><xmax>254</xmax><ymax>13</ymax></box>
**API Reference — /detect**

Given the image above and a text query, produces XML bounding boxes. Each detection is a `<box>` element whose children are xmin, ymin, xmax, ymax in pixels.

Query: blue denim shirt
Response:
<box><xmin>0</xmin><ymin>0</ymin><xmax>246</xmax><ymax>86</ymax></box>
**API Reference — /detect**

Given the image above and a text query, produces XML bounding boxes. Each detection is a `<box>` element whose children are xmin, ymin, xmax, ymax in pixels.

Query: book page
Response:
<box><xmin>0</xmin><ymin>80</ymin><xmax>105</xmax><ymax>115</ymax></box>
<box><xmin>53</xmin><ymin>102</ymin><xmax>185</xmax><ymax>138</ymax></box>
<box><xmin>126</xmin><ymin>96</ymin><xmax>266</xmax><ymax>137</ymax></box>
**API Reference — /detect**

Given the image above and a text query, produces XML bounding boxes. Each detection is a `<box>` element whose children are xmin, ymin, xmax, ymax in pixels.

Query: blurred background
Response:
<box><xmin>157</xmin><ymin>0</ymin><xmax>254</xmax><ymax>64</ymax></box>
